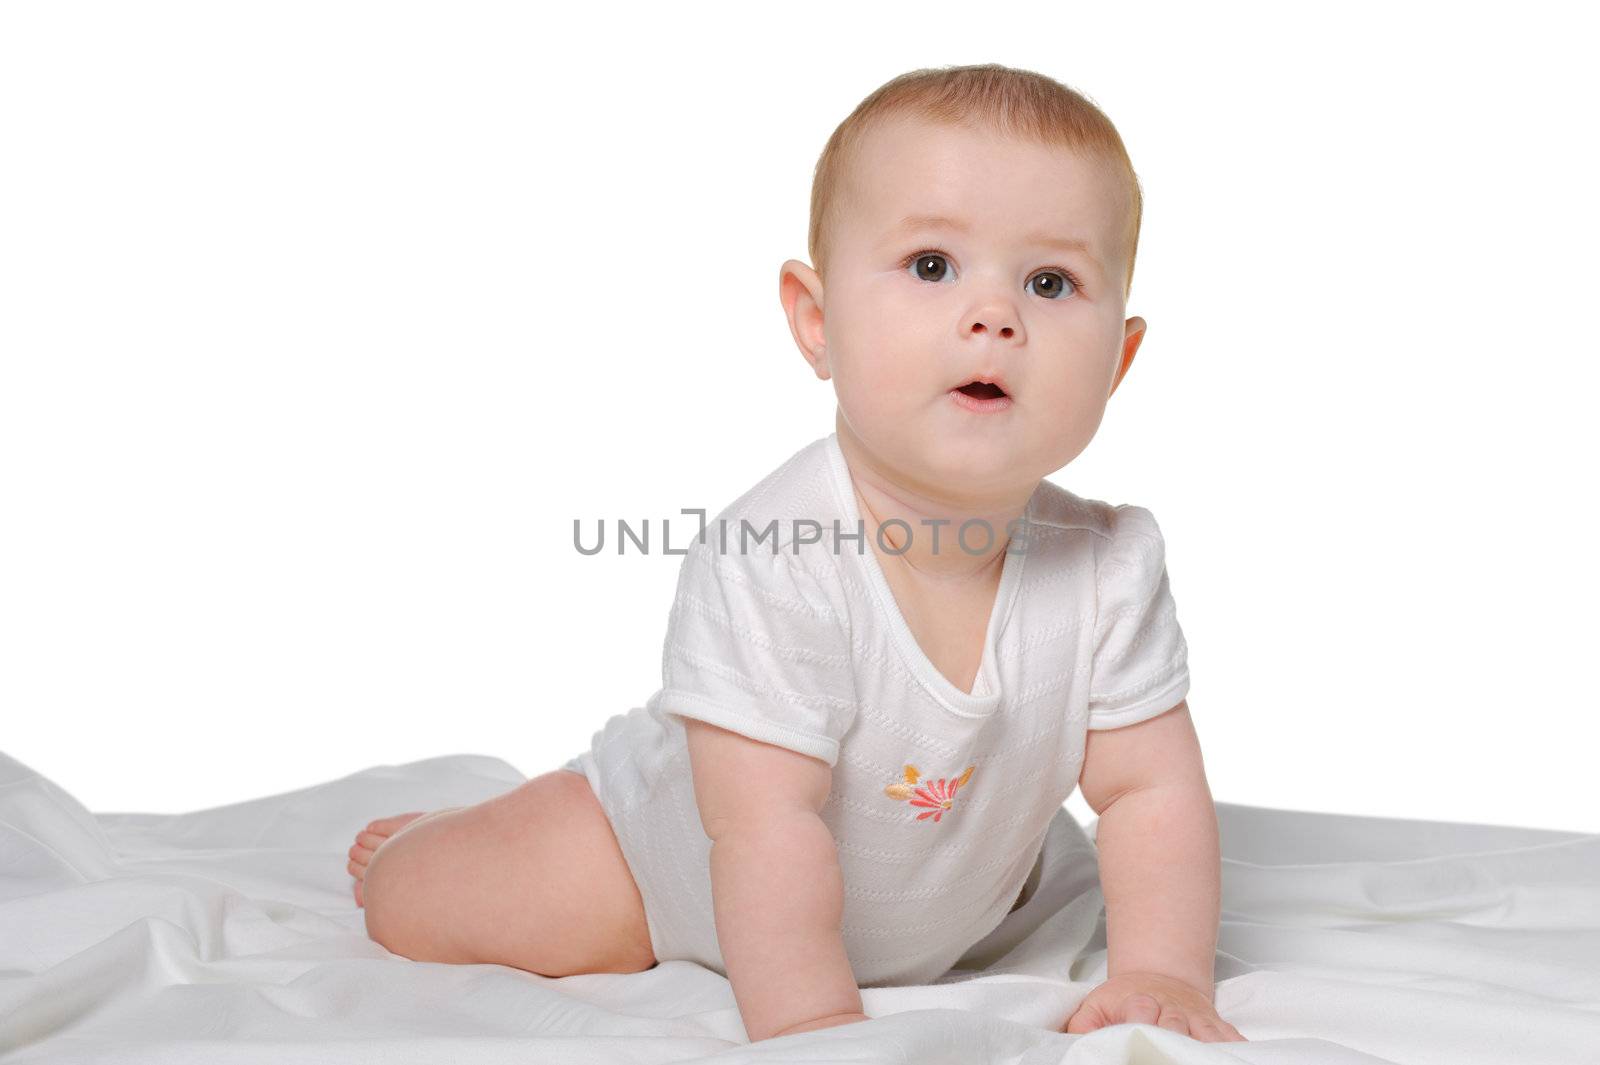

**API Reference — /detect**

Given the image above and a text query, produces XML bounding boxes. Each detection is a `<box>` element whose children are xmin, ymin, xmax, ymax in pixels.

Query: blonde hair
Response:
<box><xmin>807</xmin><ymin>63</ymin><xmax>1143</xmax><ymax>300</ymax></box>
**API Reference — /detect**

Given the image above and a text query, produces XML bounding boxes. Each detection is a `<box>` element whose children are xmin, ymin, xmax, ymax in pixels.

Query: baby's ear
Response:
<box><xmin>778</xmin><ymin>259</ymin><xmax>829</xmax><ymax>379</ymax></box>
<box><xmin>778</xmin><ymin>258</ymin><xmax>824</xmax><ymax>309</ymax></box>
<box><xmin>1109</xmin><ymin>316</ymin><xmax>1148</xmax><ymax>398</ymax></box>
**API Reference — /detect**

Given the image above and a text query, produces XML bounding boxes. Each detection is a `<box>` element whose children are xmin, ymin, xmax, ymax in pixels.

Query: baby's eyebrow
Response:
<box><xmin>885</xmin><ymin>212</ymin><xmax>1101</xmax><ymax>270</ymax></box>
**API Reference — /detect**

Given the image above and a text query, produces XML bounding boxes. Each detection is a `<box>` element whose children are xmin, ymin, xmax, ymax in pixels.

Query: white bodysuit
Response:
<box><xmin>562</xmin><ymin>431</ymin><xmax>1191</xmax><ymax>987</ymax></box>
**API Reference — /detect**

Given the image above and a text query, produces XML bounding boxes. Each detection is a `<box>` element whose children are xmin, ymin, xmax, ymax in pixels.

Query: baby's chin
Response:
<box><xmin>840</xmin><ymin>404</ymin><xmax>1048</xmax><ymax>492</ymax></box>
<box><xmin>881</xmin><ymin>430</ymin><xmax>1043</xmax><ymax>501</ymax></box>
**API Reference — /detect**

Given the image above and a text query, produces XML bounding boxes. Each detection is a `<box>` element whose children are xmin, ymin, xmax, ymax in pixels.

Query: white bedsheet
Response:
<box><xmin>1</xmin><ymin>749</ymin><xmax>1596</xmax><ymax>1064</ymax></box>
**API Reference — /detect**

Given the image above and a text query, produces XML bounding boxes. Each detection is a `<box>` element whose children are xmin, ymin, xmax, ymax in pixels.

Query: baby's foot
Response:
<box><xmin>348</xmin><ymin>812</ymin><xmax>428</xmax><ymax>907</ymax></box>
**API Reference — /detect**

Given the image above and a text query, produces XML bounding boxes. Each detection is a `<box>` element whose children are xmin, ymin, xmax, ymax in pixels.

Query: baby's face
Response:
<box><xmin>802</xmin><ymin>114</ymin><xmax>1144</xmax><ymax>502</ymax></box>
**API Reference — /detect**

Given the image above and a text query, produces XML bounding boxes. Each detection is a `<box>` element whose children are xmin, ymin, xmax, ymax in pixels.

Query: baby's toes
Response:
<box><xmin>366</xmin><ymin>812</ymin><xmax>428</xmax><ymax>836</ymax></box>
<box><xmin>347</xmin><ymin>812</ymin><xmax>428</xmax><ymax>895</ymax></box>
<box><xmin>355</xmin><ymin>830</ymin><xmax>387</xmax><ymax>854</ymax></box>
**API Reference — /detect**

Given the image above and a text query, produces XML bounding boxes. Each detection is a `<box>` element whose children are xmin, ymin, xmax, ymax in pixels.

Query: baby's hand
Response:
<box><xmin>1063</xmin><ymin>971</ymin><xmax>1245</xmax><ymax>1043</ymax></box>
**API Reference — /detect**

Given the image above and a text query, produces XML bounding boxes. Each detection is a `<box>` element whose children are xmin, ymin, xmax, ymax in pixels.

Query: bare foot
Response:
<box><xmin>348</xmin><ymin>812</ymin><xmax>428</xmax><ymax>907</ymax></box>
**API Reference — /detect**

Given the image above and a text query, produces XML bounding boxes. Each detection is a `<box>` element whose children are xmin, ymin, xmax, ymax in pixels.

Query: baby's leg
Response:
<box><xmin>358</xmin><ymin>769</ymin><xmax>657</xmax><ymax>977</ymax></box>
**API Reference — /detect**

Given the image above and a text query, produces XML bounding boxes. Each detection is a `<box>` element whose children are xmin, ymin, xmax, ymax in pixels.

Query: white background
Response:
<box><xmin>2</xmin><ymin>2</ymin><xmax>1595</xmax><ymax>831</ymax></box>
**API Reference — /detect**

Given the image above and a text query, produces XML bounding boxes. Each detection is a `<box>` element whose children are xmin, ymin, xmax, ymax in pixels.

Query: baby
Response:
<box><xmin>347</xmin><ymin>63</ymin><xmax>1244</xmax><ymax>1045</ymax></box>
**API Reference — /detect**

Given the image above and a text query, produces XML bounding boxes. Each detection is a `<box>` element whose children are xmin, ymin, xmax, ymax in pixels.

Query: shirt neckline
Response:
<box><xmin>823</xmin><ymin>431</ymin><xmax>1029</xmax><ymax>718</ymax></box>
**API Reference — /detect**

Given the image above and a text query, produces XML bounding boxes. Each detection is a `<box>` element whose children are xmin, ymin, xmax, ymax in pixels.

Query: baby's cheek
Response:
<box><xmin>1042</xmin><ymin>393</ymin><xmax>1110</xmax><ymax>467</ymax></box>
<box><xmin>833</xmin><ymin>372</ymin><xmax>891</xmax><ymax>433</ymax></box>
<box><xmin>831</xmin><ymin>347</ymin><xmax>897</xmax><ymax>406</ymax></box>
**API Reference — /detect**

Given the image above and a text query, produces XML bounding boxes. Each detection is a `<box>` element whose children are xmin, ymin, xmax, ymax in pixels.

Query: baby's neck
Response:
<box><xmin>834</xmin><ymin>421</ymin><xmax>1035</xmax><ymax>586</ymax></box>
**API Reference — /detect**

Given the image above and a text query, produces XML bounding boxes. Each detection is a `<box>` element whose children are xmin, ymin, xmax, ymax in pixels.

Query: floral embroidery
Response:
<box><xmin>882</xmin><ymin>763</ymin><xmax>975</xmax><ymax>823</ymax></box>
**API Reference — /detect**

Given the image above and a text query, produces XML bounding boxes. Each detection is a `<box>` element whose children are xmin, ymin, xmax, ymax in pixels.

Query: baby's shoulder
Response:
<box><xmin>1024</xmin><ymin>480</ymin><xmax>1170</xmax><ymax>579</ymax></box>
<box><xmin>671</xmin><ymin>436</ymin><xmax>847</xmax><ymax>609</ymax></box>
<box><xmin>690</xmin><ymin>436</ymin><xmax>840</xmax><ymax>557</ymax></box>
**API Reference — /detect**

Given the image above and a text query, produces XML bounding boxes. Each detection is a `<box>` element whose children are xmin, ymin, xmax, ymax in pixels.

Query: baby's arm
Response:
<box><xmin>1077</xmin><ymin>699</ymin><xmax>1220</xmax><ymax>992</ymax></box>
<box><xmin>681</xmin><ymin>717</ymin><xmax>868</xmax><ymax>1042</ymax></box>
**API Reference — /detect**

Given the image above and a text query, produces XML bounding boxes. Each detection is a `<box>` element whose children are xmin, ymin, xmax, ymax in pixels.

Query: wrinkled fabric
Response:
<box><xmin>1</xmin><ymin>749</ymin><xmax>1596</xmax><ymax>1064</ymax></box>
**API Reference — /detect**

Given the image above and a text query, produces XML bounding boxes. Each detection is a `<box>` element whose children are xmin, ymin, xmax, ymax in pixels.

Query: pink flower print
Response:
<box><xmin>882</xmin><ymin>763</ymin><xmax>975</xmax><ymax>823</ymax></box>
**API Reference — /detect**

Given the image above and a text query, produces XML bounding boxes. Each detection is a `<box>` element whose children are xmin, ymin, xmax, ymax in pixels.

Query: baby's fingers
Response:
<box><xmin>1118</xmin><ymin>993</ymin><xmax>1162</xmax><ymax>1026</ymax></box>
<box><xmin>1193</xmin><ymin>1018</ymin><xmax>1248</xmax><ymax>1043</ymax></box>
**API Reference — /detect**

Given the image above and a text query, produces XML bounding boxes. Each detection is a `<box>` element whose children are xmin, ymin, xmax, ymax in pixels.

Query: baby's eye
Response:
<box><xmin>907</xmin><ymin>251</ymin><xmax>952</xmax><ymax>283</ymax></box>
<box><xmin>1028</xmin><ymin>270</ymin><xmax>1078</xmax><ymax>300</ymax></box>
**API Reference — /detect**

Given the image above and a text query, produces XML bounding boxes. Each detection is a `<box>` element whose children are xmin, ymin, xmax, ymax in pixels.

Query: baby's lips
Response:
<box><xmin>950</xmin><ymin>372</ymin><xmax>1011</xmax><ymax>396</ymax></box>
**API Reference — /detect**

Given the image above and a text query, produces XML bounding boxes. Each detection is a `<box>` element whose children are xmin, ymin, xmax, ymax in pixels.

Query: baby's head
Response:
<box><xmin>780</xmin><ymin>64</ymin><xmax>1147</xmax><ymax>508</ymax></box>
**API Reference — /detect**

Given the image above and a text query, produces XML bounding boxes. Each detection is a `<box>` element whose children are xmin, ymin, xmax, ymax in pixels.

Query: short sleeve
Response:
<box><xmin>649</xmin><ymin>538</ymin><xmax>858</xmax><ymax>766</ymax></box>
<box><xmin>1086</xmin><ymin>504</ymin><xmax>1191</xmax><ymax>730</ymax></box>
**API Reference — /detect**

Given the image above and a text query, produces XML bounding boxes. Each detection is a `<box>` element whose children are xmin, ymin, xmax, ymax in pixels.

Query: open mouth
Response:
<box><xmin>955</xmin><ymin>380</ymin><xmax>1007</xmax><ymax>400</ymax></box>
